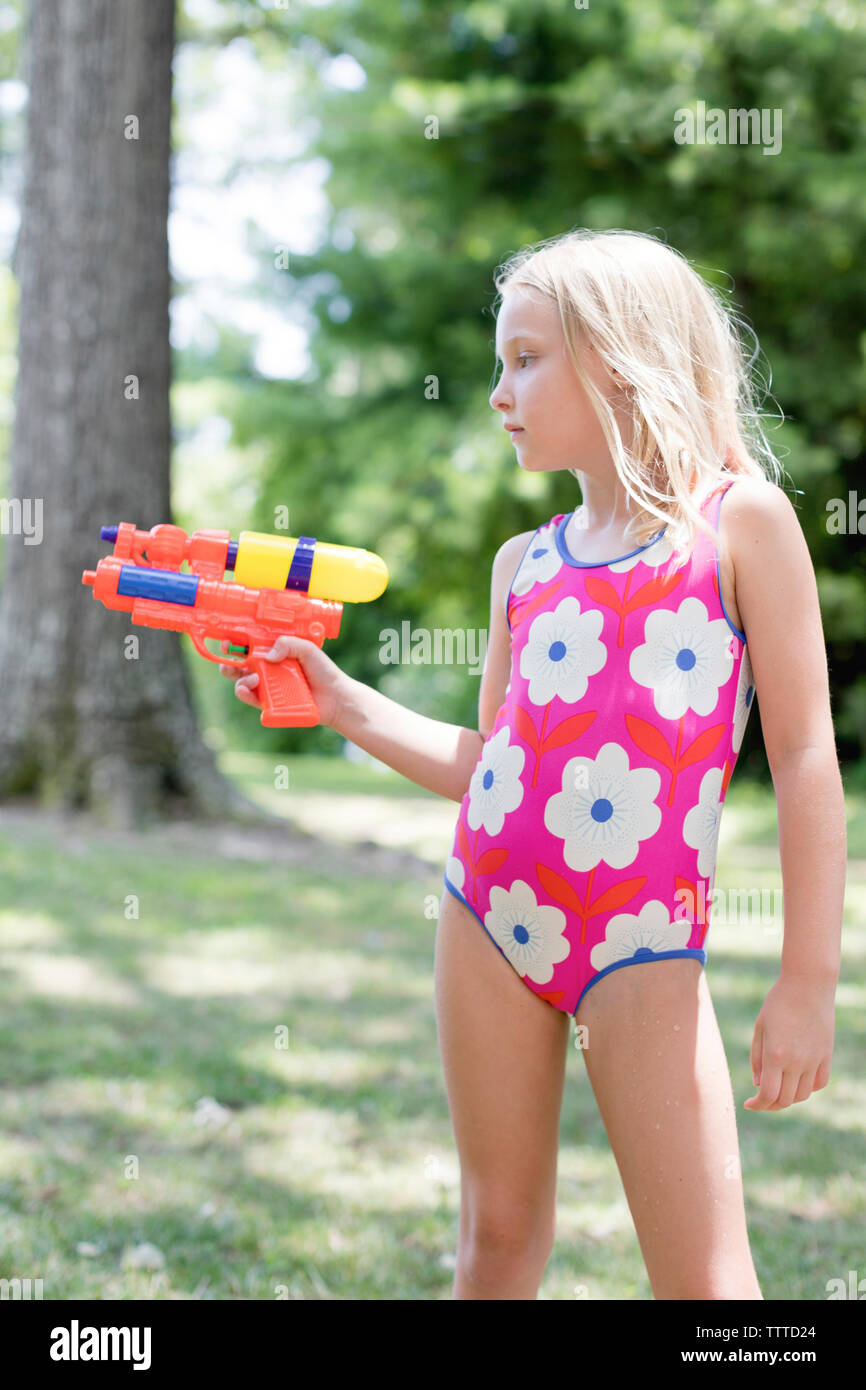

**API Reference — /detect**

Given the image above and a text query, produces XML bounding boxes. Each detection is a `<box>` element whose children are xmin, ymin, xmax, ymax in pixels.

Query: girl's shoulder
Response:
<box><xmin>716</xmin><ymin>475</ymin><xmax>805</xmax><ymax>633</ymax></box>
<box><xmin>495</xmin><ymin>521</ymin><xmax>553</xmax><ymax>568</ymax></box>
<box><xmin>715</xmin><ymin>473</ymin><xmax>795</xmax><ymax>548</ymax></box>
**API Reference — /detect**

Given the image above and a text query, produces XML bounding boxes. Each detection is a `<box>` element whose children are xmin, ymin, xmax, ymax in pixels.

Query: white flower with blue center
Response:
<box><xmin>544</xmin><ymin>741</ymin><xmax>662</xmax><ymax>872</ymax></box>
<box><xmin>607</xmin><ymin>529</ymin><xmax>674</xmax><ymax>572</ymax></box>
<box><xmin>519</xmin><ymin>594</ymin><xmax>607</xmax><ymax>706</ymax></box>
<box><xmin>466</xmin><ymin>724</ymin><xmax>525</xmax><ymax>836</ymax></box>
<box><xmin>590</xmin><ymin>899</ymin><xmax>693</xmax><ymax>972</ymax></box>
<box><xmin>510</xmin><ymin>523</ymin><xmax>564</xmax><ymax>596</ymax></box>
<box><xmin>485</xmin><ymin>879</ymin><xmax>571</xmax><ymax>984</ymax></box>
<box><xmin>628</xmin><ymin>596</ymin><xmax>734</xmax><ymax>720</ymax></box>
<box><xmin>732</xmin><ymin>645</ymin><xmax>755</xmax><ymax>753</ymax></box>
<box><xmin>682</xmin><ymin>766</ymin><xmax>724</xmax><ymax>878</ymax></box>
<box><xmin>444</xmin><ymin>856</ymin><xmax>465</xmax><ymax>893</ymax></box>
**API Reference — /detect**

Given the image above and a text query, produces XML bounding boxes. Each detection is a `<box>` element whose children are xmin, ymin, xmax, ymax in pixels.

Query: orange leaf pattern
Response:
<box><xmin>443</xmin><ymin>487</ymin><xmax>757</xmax><ymax>1016</ymax></box>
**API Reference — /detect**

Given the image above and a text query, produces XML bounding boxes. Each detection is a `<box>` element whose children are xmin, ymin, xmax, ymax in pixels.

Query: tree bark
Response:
<box><xmin>0</xmin><ymin>0</ymin><xmax>268</xmax><ymax>829</ymax></box>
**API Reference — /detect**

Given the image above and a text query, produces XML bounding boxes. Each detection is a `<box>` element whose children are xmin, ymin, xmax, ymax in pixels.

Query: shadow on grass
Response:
<box><xmin>0</xmin><ymin>786</ymin><xmax>862</xmax><ymax>1300</ymax></box>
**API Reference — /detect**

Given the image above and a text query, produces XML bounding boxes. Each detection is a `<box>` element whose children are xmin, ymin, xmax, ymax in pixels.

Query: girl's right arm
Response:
<box><xmin>220</xmin><ymin>532</ymin><xmax>530</xmax><ymax>803</ymax></box>
<box><xmin>331</xmin><ymin>673</ymin><xmax>484</xmax><ymax>803</ymax></box>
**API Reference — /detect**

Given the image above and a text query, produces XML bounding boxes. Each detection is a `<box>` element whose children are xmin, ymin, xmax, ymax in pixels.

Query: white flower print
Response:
<box><xmin>607</xmin><ymin>529</ymin><xmax>674</xmax><ymax>572</ymax></box>
<box><xmin>466</xmin><ymin>724</ymin><xmax>525</xmax><ymax>836</ymax></box>
<box><xmin>519</xmin><ymin>594</ymin><xmax>607</xmax><ymax>706</ymax></box>
<box><xmin>590</xmin><ymin>899</ymin><xmax>694</xmax><ymax>972</ymax></box>
<box><xmin>510</xmin><ymin>523</ymin><xmax>564</xmax><ymax>596</ymax></box>
<box><xmin>485</xmin><ymin>879</ymin><xmax>571</xmax><ymax>985</ymax></box>
<box><xmin>629</xmin><ymin>596</ymin><xmax>734</xmax><ymax>720</ymax></box>
<box><xmin>732</xmin><ymin>645</ymin><xmax>755</xmax><ymax>754</ymax></box>
<box><xmin>543</xmin><ymin>741</ymin><xmax>662</xmax><ymax>872</ymax></box>
<box><xmin>444</xmin><ymin>855</ymin><xmax>465</xmax><ymax>893</ymax></box>
<box><xmin>682</xmin><ymin>765</ymin><xmax>724</xmax><ymax>879</ymax></box>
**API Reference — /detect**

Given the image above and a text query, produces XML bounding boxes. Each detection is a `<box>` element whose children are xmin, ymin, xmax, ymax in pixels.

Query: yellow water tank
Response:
<box><xmin>234</xmin><ymin>531</ymin><xmax>388</xmax><ymax>602</ymax></box>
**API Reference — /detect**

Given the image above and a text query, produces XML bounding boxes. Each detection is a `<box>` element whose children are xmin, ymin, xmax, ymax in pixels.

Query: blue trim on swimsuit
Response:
<box><xmin>713</xmin><ymin>482</ymin><xmax>747</xmax><ymax>643</ymax></box>
<box><xmin>505</xmin><ymin>527</ymin><xmax>545</xmax><ymax>634</ymax></box>
<box><xmin>571</xmin><ymin>947</ymin><xmax>707</xmax><ymax>1014</ymax></box>
<box><xmin>555</xmin><ymin>513</ymin><xmax>668</xmax><ymax>568</ymax></box>
<box><xmin>443</xmin><ymin>874</ymin><xmax>515</xmax><ymax>971</ymax></box>
<box><xmin>442</xmin><ymin>873</ymin><xmax>706</xmax><ymax>1016</ymax></box>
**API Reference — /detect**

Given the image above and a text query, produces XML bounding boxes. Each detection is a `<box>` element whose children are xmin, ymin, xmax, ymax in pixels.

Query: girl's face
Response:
<box><xmin>489</xmin><ymin>288</ymin><xmax>630</xmax><ymax>475</ymax></box>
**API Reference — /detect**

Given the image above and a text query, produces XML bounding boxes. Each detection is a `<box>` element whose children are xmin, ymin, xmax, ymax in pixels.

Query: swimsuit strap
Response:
<box><xmin>697</xmin><ymin>477</ymin><xmax>732</xmax><ymax>515</ymax></box>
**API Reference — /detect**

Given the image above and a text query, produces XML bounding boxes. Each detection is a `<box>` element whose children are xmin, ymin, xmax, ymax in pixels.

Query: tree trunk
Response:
<box><xmin>0</xmin><ymin>0</ymin><xmax>267</xmax><ymax>829</ymax></box>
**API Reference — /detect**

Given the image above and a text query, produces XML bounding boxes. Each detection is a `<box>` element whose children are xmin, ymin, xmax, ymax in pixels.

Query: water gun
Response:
<box><xmin>81</xmin><ymin>522</ymin><xmax>388</xmax><ymax>727</ymax></box>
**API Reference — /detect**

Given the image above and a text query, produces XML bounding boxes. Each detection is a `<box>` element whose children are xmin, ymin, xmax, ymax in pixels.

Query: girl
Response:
<box><xmin>223</xmin><ymin>229</ymin><xmax>844</xmax><ymax>1301</ymax></box>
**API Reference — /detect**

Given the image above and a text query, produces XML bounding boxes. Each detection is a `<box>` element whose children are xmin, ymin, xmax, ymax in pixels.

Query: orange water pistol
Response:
<box><xmin>81</xmin><ymin>522</ymin><xmax>389</xmax><ymax>727</ymax></box>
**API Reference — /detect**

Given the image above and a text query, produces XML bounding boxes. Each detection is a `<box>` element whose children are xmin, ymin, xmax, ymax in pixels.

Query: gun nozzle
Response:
<box><xmin>82</xmin><ymin>570</ymin><xmax>96</xmax><ymax>586</ymax></box>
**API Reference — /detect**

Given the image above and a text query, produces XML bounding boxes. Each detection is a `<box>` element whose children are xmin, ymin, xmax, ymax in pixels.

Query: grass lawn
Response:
<box><xmin>0</xmin><ymin>756</ymin><xmax>862</xmax><ymax>1300</ymax></box>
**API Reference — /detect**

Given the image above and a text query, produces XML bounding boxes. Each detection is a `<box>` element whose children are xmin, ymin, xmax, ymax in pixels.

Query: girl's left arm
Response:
<box><xmin>722</xmin><ymin>478</ymin><xmax>846</xmax><ymax>1113</ymax></box>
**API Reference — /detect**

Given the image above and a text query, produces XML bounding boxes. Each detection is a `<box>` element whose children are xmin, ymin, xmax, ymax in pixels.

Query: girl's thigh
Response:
<box><xmin>574</xmin><ymin>958</ymin><xmax>762</xmax><ymax>1300</ymax></box>
<box><xmin>434</xmin><ymin>887</ymin><xmax>570</xmax><ymax>1243</ymax></box>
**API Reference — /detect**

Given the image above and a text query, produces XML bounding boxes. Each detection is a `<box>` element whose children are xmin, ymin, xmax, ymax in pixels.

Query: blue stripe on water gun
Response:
<box><xmin>116</xmin><ymin>565</ymin><xmax>200</xmax><ymax>606</ymax></box>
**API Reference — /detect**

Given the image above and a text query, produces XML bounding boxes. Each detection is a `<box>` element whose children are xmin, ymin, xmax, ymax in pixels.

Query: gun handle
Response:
<box><xmin>247</xmin><ymin>649</ymin><xmax>320</xmax><ymax>727</ymax></box>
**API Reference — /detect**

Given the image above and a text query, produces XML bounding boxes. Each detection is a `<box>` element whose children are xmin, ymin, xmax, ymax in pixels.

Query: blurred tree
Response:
<box><xmin>0</xmin><ymin>0</ymin><xmax>260</xmax><ymax>826</ymax></box>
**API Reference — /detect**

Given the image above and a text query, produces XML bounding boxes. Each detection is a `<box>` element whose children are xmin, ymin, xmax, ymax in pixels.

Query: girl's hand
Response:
<box><xmin>218</xmin><ymin>635</ymin><xmax>352</xmax><ymax>729</ymax></box>
<box><xmin>744</xmin><ymin>972</ymin><xmax>836</xmax><ymax>1111</ymax></box>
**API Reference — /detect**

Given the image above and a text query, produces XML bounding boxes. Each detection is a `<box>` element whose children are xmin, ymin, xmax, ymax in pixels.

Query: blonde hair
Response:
<box><xmin>492</xmin><ymin>228</ymin><xmax>789</xmax><ymax>558</ymax></box>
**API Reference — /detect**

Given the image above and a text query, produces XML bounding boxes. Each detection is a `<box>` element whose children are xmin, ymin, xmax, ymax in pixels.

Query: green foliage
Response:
<box><xmin>172</xmin><ymin>0</ymin><xmax>866</xmax><ymax>768</ymax></box>
<box><xmin>3</xmin><ymin>1</ymin><xmax>864</xmax><ymax>761</ymax></box>
<box><xmin>0</xmin><ymin>0</ymin><xmax>22</xmax><ymax>80</ymax></box>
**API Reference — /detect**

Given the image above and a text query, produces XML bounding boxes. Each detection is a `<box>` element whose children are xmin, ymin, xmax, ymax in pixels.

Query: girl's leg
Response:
<box><xmin>434</xmin><ymin>887</ymin><xmax>570</xmax><ymax>1299</ymax></box>
<box><xmin>574</xmin><ymin>958</ymin><xmax>763</xmax><ymax>1300</ymax></box>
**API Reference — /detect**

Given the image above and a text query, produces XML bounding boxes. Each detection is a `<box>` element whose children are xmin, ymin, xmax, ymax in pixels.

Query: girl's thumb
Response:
<box><xmin>265</xmin><ymin>634</ymin><xmax>308</xmax><ymax>660</ymax></box>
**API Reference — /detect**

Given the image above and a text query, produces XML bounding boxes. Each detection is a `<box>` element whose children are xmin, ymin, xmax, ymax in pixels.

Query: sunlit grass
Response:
<box><xmin>0</xmin><ymin>768</ymin><xmax>862</xmax><ymax>1299</ymax></box>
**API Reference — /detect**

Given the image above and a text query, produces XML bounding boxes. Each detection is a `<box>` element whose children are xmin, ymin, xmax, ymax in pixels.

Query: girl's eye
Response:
<box><xmin>492</xmin><ymin>354</ymin><xmax>534</xmax><ymax>385</ymax></box>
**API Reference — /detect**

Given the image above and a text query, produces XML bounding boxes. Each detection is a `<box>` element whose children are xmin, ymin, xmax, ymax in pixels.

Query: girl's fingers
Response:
<box><xmin>768</xmin><ymin>1067</ymin><xmax>800</xmax><ymax>1111</ymax></box>
<box><xmin>744</xmin><ymin>1061</ymin><xmax>783</xmax><ymax>1111</ymax></box>
<box><xmin>813</xmin><ymin>1058</ymin><xmax>832</xmax><ymax>1090</ymax></box>
<box><xmin>234</xmin><ymin>673</ymin><xmax>260</xmax><ymax>704</ymax></box>
<box><xmin>750</xmin><ymin>1024</ymin><xmax>763</xmax><ymax>1089</ymax></box>
<box><xmin>265</xmin><ymin>634</ymin><xmax>299</xmax><ymax>661</ymax></box>
<box><xmin>794</xmin><ymin>1068</ymin><xmax>817</xmax><ymax>1104</ymax></box>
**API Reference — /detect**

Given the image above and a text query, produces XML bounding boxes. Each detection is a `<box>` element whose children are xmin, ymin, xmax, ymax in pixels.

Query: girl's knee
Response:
<box><xmin>461</xmin><ymin>1198</ymin><xmax>556</xmax><ymax>1269</ymax></box>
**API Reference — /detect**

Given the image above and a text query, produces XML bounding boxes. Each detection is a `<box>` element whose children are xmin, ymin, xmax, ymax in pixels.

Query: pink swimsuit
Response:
<box><xmin>443</xmin><ymin>478</ymin><xmax>755</xmax><ymax>1016</ymax></box>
